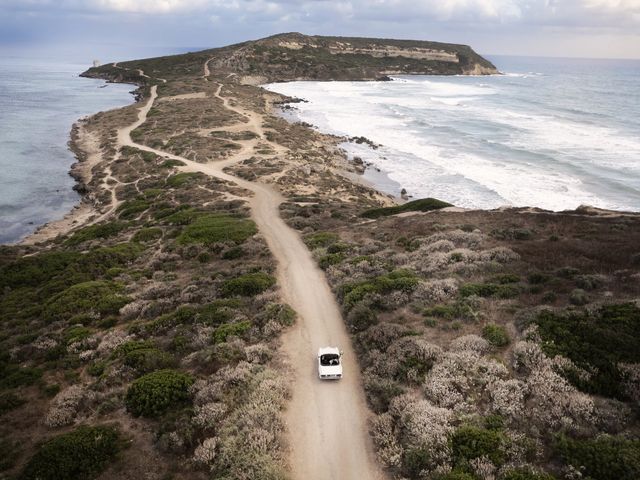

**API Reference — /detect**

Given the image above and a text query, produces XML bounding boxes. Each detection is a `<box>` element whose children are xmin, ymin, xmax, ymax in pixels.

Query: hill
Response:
<box><xmin>82</xmin><ymin>32</ymin><xmax>498</xmax><ymax>83</ymax></box>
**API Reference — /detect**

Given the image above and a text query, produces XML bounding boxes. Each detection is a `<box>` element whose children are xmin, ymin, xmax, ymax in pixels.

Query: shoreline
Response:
<box><xmin>16</xmin><ymin>82</ymin><xmax>142</xmax><ymax>246</ymax></box>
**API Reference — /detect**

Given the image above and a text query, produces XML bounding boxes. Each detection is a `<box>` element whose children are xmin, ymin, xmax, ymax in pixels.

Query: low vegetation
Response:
<box><xmin>20</xmin><ymin>425</ymin><xmax>124</xmax><ymax>480</ymax></box>
<box><xmin>361</xmin><ymin>198</ymin><xmax>452</xmax><ymax>219</ymax></box>
<box><xmin>125</xmin><ymin>369</ymin><xmax>194</xmax><ymax>417</ymax></box>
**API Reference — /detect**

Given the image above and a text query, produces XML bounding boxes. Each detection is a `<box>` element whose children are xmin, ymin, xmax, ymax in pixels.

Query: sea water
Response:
<box><xmin>0</xmin><ymin>57</ymin><xmax>134</xmax><ymax>243</ymax></box>
<box><xmin>265</xmin><ymin>56</ymin><xmax>640</xmax><ymax>212</ymax></box>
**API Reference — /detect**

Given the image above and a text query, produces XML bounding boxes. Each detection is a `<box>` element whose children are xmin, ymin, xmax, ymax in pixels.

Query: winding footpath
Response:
<box><xmin>118</xmin><ymin>82</ymin><xmax>387</xmax><ymax>480</ymax></box>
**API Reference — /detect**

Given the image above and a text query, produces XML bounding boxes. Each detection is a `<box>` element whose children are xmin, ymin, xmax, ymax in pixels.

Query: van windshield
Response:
<box><xmin>320</xmin><ymin>353</ymin><xmax>340</xmax><ymax>366</ymax></box>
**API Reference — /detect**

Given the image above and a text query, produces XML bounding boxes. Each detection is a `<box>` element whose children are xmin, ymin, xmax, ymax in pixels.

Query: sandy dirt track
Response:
<box><xmin>118</xmin><ymin>84</ymin><xmax>387</xmax><ymax>480</ymax></box>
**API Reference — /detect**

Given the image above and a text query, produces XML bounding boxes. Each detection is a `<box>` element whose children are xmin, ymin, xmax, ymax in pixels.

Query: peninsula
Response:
<box><xmin>1</xmin><ymin>33</ymin><xmax>638</xmax><ymax>480</ymax></box>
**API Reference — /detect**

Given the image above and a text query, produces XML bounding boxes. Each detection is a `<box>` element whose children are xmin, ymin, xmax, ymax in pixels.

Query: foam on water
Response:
<box><xmin>265</xmin><ymin>56</ymin><xmax>640</xmax><ymax>212</ymax></box>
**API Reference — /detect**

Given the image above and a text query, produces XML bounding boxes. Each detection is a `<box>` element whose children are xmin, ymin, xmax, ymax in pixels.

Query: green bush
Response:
<box><xmin>305</xmin><ymin>231</ymin><xmax>339</xmax><ymax>249</ymax></box>
<box><xmin>124</xmin><ymin>347</ymin><xmax>176</xmax><ymax>374</ymax></box>
<box><xmin>500</xmin><ymin>467</ymin><xmax>556</xmax><ymax>480</ymax></box>
<box><xmin>0</xmin><ymin>251</ymin><xmax>81</xmax><ymax>290</ymax></box>
<box><xmin>435</xmin><ymin>472</ymin><xmax>476</xmax><ymax>480</ymax></box>
<box><xmin>346</xmin><ymin>303</ymin><xmax>378</xmax><ymax>332</ymax></box>
<box><xmin>160</xmin><ymin>159</ymin><xmax>185</xmax><ymax>168</ymax></box>
<box><xmin>43</xmin><ymin>281</ymin><xmax>130</xmax><ymax>323</ymax></box>
<box><xmin>213</xmin><ymin>321</ymin><xmax>251</xmax><ymax>343</ymax></box>
<box><xmin>533</xmin><ymin>303</ymin><xmax>640</xmax><ymax>400</ymax></box>
<box><xmin>482</xmin><ymin>323</ymin><xmax>510</xmax><ymax>347</ymax></box>
<box><xmin>451</xmin><ymin>425</ymin><xmax>507</xmax><ymax>467</ymax></box>
<box><xmin>20</xmin><ymin>425</ymin><xmax>123</xmax><ymax>480</ymax></box>
<box><xmin>491</xmin><ymin>274</ymin><xmax>521</xmax><ymax>284</ymax></box>
<box><xmin>132</xmin><ymin>227</ymin><xmax>162</xmax><ymax>242</ymax></box>
<box><xmin>403</xmin><ymin>447</ymin><xmax>432</xmax><ymax>478</ymax></box>
<box><xmin>554</xmin><ymin>434</ymin><xmax>640</xmax><ymax>480</ymax></box>
<box><xmin>176</xmin><ymin>213</ymin><xmax>257</xmax><ymax>246</ymax></box>
<box><xmin>0</xmin><ymin>365</ymin><xmax>42</xmax><ymax>389</ymax></box>
<box><xmin>166</xmin><ymin>172</ymin><xmax>198</xmax><ymax>187</ymax></box>
<box><xmin>340</xmin><ymin>269</ymin><xmax>419</xmax><ymax>310</ymax></box>
<box><xmin>221</xmin><ymin>272</ymin><xmax>276</xmax><ymax>297</ymax></box>
<box><xmin>360</xmin><ymin>198</ymin><xmax>452</xmax><ymax>219</ymax></box>
<box><xmin>459</xmin><ymin>282</ymin><xmax>520</xmax><ymax>299</ymax></box>
<box><xmin>0</xmin><ymin>438</ymin><xmax>21</xmax><ymax>472</ymax></box>
<box><xmin>319</xmin><ymin>253</ymin><xmax>344</xmax><ymax>269</ymax></box>
<box><xmin>125</xmin><ymin>369</ymin><xmax>194</xmax><ymax>417</ymax></box>
<box><xmin>0</xmin><ymin>392</ymin><xmax>25</xmax><ymax>415</ymax></box>
<box><xmin>117</xmin><ymin>198</ymin><xmax>151</xmax><ymax>219</ymax></box>
<box><xmin>65</xmin><ymin>222</ymin><xmax>127</xmax><ymax>246</ymax></box>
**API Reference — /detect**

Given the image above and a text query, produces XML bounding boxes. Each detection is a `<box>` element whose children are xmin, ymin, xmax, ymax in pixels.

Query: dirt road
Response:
<box><xmin>118</xmin><ymin>84</ymin><xmax>387</xmax><ymax>480</ymax></box>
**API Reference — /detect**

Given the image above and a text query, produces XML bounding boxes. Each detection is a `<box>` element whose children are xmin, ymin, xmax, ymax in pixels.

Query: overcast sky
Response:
<box><xmin>1</xmin><ymin>0</ymin><xmax>639</xmax><ymax>62</ymax></box>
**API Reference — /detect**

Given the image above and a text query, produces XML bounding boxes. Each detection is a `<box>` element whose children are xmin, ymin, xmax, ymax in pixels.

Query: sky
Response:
<box><xmin>1</xmin><ymin>0</ymin><xmax>639</xmax><ymax>62</ymax></box>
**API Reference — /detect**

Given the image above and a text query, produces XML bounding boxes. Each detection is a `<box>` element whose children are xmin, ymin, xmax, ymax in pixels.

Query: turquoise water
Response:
<box><xmin>266</xmin><ymin>56</ymin><xmax>640</xmax><ymax>211</ymax></box>
<box><xmin>0</xmin><ymin>58</ymin><xmax>134</xmax><ymax>243</ymax></box>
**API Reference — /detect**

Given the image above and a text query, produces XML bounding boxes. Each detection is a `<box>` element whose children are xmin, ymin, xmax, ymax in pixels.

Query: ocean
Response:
<box><xmin>0</xmin><ymin>57</ymin><xmax>134</xmax><ymax>244</ymax></box>
<box><xmin>265</xmin><ymin>56</ymin><xmax>640</xmax><ymax>212</ymax></box>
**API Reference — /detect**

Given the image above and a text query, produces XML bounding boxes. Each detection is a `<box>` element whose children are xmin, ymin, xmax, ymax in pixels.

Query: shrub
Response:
<box><xmin>319</xmin><ymin>253</ymin><xmax>344</xmax><ymax>269</ymax></box>
<box><xmin>554</xmin><ymin>434</ymin><xmax>640</xmax><ymax>480</ymax></box>
<box><xmin>305</xmin><ymin>231</ymin><xmax>339</xmax><ymax>249</ymax></box>
<box><xmin>569</xmin><ymin>288</ymin><xmax>589</xmax><ymax>306</ymax></box>
<box><xmin>20</xmin><ymin>425</ymin><xmax>123</xmax><ymax>480</ymax></box>
<box><xmin>435</xmin><ymin>472</ymin><xmax>476</xmax><ymax>480</ymax></box>
<box><xmin>482</xmin><ymin>324</ymin><xmax>510</xmax><ymax>347</ymax></box>
<box><xmin>44</xmin><ymin>281</ymin><xmax>130</xmax><ymax>323</ymax></box>
<box><xmin>500</xmin><ymin>467</ymin><xmax>556</xmax><ymax>480</ymax></box>
<box><xmin>160</xmin><ymin>159</ymin><xmax>185</xmax><ymax>168</ymax></box>
<box><xmin>340</xmin><ymin>269</ymin><xmax>419</xmax><ymax>310</ymax></box>
<box><xmin>533</xmin><ymin>303</ymin><xmax>640</xmax><ymax>400</ymax></box>
<box><xmin>117</xmin><ymin>198</ymin><xmax>151</xmax><ymax>219</ymax></box>
<box><xmin>166</xmin><ymin>172</ymin><xmax>198</xmax><ymax>187</ymax></box>
<box><xmin>125</xmin><ymin>369</ymin><xmax>194</xmax><ymax>417</ymax></box>
<box><xmin>0</xmin><ymin>392</ymin><xmax>25</xmax><ymax>415</ymax></box>
<box><xmin>451</xmin><ymin>425</ymin><xmax>507</xmax><ymax>467</ymax></box>
<box><xmin>176</xmin><ymin>214</ymin><xmax>257</xmax><ymax>246</ymax></box>
<box><xmin>361</xmin><ymin>198</ymin><xmax>452</xmax><ymax>219</ymax></box>
<box><xmin>124</xmin><ymin>347</ymin><xmax>176</xmax><ymax>374</ymax></box>
<box><xmin>491</xmin><ymin>274</ymin><xmax>520</xmax><ymax>284</ymax></box>
<box><xmin>459</xmin><ymin>282</ymin><xmax>520</xmax><ymax>299</ymax></box>
<box><xmin>65</xmin><ymin>222</ymin><xmax>127</xmax><ymax>246</ymax></box>
<box><xmin>0</xmin><ymin>365</ymin><xmax>42</xmax><ymax>389</ymax></box>
<box><xmin>346</xmin><ymin>303</ymin><xmax>378</xmax><ymax>332</ymax></box>
<box><xmin>403</xmin><ymin>447</ymin><xmax>432</xmax><ymax>478</ymax></box>
<box><xmin>221</xmin><ymin>272</ymin><xmax>276</xmax><ymax>297</ymax></box>
<box><xmin>528</xmin><ymin>272</ymin><xmax>550</xmax><ymax>285</ymax></box>
<box><xmin>213</xmin><ymin>321</ymin><xmax>251</xmax><ymax>343</ymax></box>
<box><xmin>132</xmin><ymin>227</ymin><xmax>162</xmax><ymax>243</ymax></box>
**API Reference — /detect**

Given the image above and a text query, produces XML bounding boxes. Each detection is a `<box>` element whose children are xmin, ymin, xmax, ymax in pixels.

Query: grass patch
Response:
<box><xmin>360</xmin><ymin>198</ymin><xmax>452</xmax><ymax>219</ymax></box>
<box><xmin>176</xmin><ymin>213</ymin><xmax>257</xmax><ymax>246</ymax></box>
